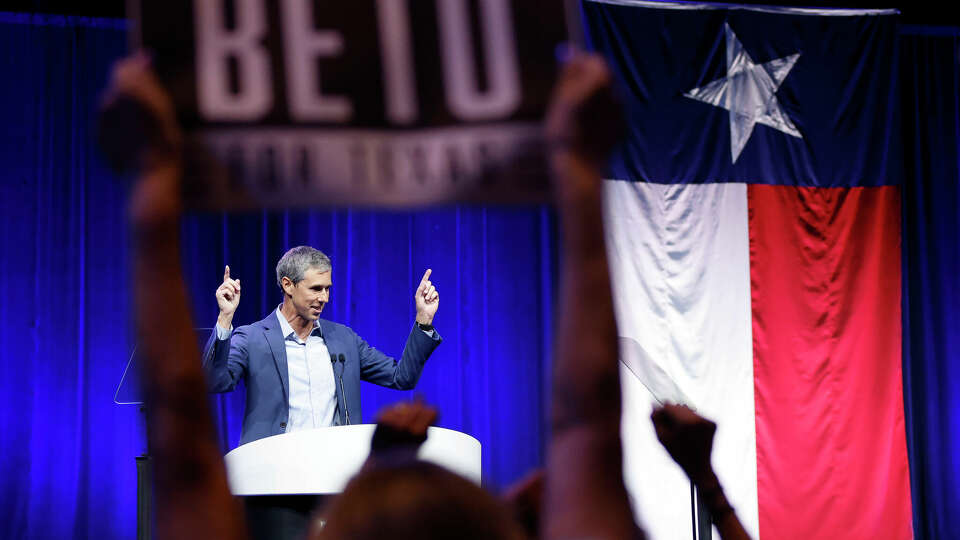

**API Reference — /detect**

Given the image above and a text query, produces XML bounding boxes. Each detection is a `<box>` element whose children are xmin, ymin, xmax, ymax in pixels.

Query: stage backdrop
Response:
<box><xmin>0</xmin><ymin>12</ymin><xmax>555</xmax><ymax>540</ymax></box>
<box><xmin>1</xmin><ymin>9</ymin><xmax>959</xmax><ymax>540</ymax></box>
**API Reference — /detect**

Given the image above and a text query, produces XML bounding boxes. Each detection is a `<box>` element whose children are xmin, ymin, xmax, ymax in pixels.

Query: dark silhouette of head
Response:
<box><xmin>314</xmin><ymin>460</ymin><xmax>524</xmax><ymax>540</ymax></box>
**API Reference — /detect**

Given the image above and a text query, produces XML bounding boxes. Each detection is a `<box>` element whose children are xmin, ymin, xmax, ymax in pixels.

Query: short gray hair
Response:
<box><xmin>276</xmin><ymin>246</ymin><xmax>331</xmax><ymax>289</ymax></box>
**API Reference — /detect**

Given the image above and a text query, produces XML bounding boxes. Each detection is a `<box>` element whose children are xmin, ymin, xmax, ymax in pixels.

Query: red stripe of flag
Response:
<box><xmin>749</xmin><ymin>184</ymin><xmax>912</xmax><ymax>539</ymax></box>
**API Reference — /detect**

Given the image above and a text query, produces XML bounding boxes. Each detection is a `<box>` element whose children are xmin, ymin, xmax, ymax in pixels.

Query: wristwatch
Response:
<box><xmin>417</xmin><ymin>322</ymin><xmax>434</xmax><ymax>332</ymax></box>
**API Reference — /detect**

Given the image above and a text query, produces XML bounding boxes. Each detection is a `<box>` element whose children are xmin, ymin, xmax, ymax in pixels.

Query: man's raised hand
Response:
<box><xmin>216</xmin><ymin>265</ymin><xmax>241</xmax><ymax>329</ymax></box>
<box><xmin>414</xmin><ymin>269</ymin><xmax>439</xmax><ymax>325</ymax></box>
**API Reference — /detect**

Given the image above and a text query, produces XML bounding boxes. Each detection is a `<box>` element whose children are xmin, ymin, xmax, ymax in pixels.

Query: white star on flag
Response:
<box><xmin>685</xmin><ymin>23</ymin><xmax>802</xmax><ymax>163</ymax></box>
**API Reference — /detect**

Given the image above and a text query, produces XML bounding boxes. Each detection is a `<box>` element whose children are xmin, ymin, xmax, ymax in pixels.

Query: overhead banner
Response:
<box><xmin>128</xmin><ymin>0</ymin><xmax>569</xmax><ymax>208</ymax></box>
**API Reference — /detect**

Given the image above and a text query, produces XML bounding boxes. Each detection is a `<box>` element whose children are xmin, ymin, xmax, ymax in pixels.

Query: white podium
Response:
<box><xmin>224</xmin><ymin>425</ymin><xmax>482</xmax><ymax>496</ymax></box>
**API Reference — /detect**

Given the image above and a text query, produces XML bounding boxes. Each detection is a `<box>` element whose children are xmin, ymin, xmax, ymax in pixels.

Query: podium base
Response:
<box><xmin>136</xmin><ymin>455</ymin><xmax>153</xmax><ymax>540</ymax></box>
<box><xmin>244</xmin><ymin>494</ymin><xmax>327</xmax><ymax>540</ymax></box>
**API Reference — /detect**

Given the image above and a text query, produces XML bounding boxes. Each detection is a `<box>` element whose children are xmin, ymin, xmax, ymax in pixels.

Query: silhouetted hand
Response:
<box><xmin>653</xmin><ymin>405</ymin><xmax>751</xmax><ymax>539</ymax></box>
<box><xmin>651</xmin><ymin>404</ymin><xmax>716</xmax><ymax>482</ymax></box>
<box><xmin>502</xmin><ymin>469</ymin><xmax>545</xmax><ymax>539</ymax></box>
<box><xmin>544</xmin><ymin>53</ymin><xmax>623</xmax><ymax>169</ymax></box>
<box><xmin>103</xmin><ymin>53</ymin><xmax>183</xmax><ymax>227</ymax></box>
<box><xmin>100</xmin><ymin>52</ymin><xmax>182</xmax><ymax>176</ymax></box>
<box><xmin>369</xmin><ymin>399</ymin><xmax>438</xmax><ymax>457</ymax></box>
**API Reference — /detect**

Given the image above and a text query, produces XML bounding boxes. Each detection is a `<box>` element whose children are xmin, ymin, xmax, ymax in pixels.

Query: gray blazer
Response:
<box><xmin>202</xmin><ymin>313</ymin><xmax>441</xmax><ymax>446</ymax></box>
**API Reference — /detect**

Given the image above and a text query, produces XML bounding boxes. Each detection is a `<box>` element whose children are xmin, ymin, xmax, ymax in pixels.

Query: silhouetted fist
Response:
<box><xmin>651</xmin><ymin>404</ymin><xmax>717</xmax><ymax>482</ymax></box>
<box><xmin>545</xmin><ymin>53</ymin><xmax>623</xmax><ymax>165</ymax></box>
<box><xmin>100</xmin><ymin>52</ymin><xmax>182</xmax><ymax>175</ymax></box>
<box><xmin>370</xmin><ymin>399</ymin><xmax>438</xmax><ymax>456</ymax></box>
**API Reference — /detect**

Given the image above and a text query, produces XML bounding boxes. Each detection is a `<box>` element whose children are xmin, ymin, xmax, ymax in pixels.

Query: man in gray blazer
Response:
<box><xmin>202</xmin><ymin>246</ymin><xmax>441</xmax><ymax>447</ymax></box>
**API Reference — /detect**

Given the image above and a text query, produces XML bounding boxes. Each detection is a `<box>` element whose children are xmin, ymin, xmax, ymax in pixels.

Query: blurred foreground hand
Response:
<box><xmin>651</xmin><ymin>404</ymin><xmax>716</xmax><ymax>482</ymax></box>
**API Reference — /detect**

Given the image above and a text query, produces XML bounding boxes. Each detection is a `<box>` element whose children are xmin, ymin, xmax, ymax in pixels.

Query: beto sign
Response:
<box><xmin>131</xmin><ymin>0</ymin><xmax>570</xmax><ymax>208</ymax></box>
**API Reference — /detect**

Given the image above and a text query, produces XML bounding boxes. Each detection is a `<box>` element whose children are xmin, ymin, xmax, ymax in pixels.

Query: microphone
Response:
<box><xmin>330</xmin><ymin>352</ymin><xmax>350</xmax><ymax>425</ymax></box>
<box><xmin>337</xmin><ymin>354</ymin><xmax>350</xmax><ymax>425</ymax></box>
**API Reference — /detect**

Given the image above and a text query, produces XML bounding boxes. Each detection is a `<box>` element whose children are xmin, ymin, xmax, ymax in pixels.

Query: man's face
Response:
<box><xmin>283</xmin><ymin>267</ymin><xmax>332</xmax><ymax>321</ymax></box>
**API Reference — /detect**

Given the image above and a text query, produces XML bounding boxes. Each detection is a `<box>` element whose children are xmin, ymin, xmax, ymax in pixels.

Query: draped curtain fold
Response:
<box><xmin>899</xmin><ymin>27</ymin><xmax>960</xmax><ymax>540</ymax></box>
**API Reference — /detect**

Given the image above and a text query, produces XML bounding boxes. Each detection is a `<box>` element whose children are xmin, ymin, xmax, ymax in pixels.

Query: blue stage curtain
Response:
<box><xmin>0</xmin><ymin>12</ymin><xmax>555</xmax><ymax>540</ymax></box>
<box><xmin>900</xmin><ymin>27</ymin><xmax>960</xmax><ymax>540</ymax></box>
<box><xmin>0</xmin><ymin>13</ymin><xmax>137</xmax><ymax>540</ymax></box>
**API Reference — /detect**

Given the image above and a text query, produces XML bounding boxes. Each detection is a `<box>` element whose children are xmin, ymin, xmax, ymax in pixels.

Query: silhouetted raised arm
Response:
<box><xmin>541</xmin><ymin>54</ymin><xmax>639</xmax><ymax>539</ymax></box>
<box><xmin>652</xmin><ymin>405</ymin><xmax>751</xmax><ymax>540</ymax></box>
<box><xmin>108</xmin><ymin>53</ymin><xmax>247</xmax><ymax>540</ymax></box>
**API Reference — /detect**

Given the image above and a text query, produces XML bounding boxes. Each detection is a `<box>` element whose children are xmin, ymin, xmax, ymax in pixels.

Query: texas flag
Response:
<box><xmin>582</xmin><ymin>1</ymin><xmax>912</xmax><ymax>539</ymax></box>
